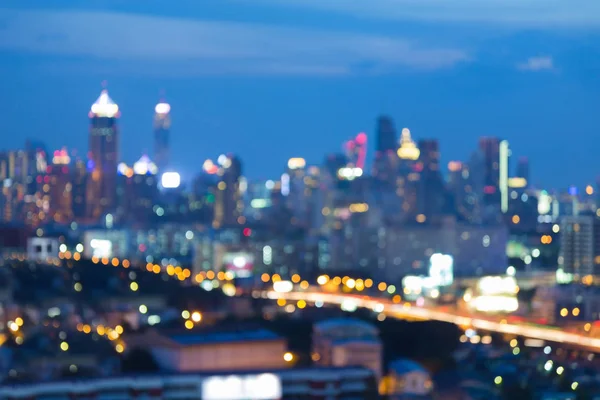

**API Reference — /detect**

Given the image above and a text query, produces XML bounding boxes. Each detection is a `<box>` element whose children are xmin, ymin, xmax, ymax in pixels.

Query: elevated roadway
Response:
<box><xmin>265</xmin><ymin>290</ymin><xmax>600</xmax><ymax>352</ymax></box>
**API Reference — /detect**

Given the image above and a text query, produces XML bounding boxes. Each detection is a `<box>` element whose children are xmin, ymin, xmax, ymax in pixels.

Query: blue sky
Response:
<box><xmin>1</xmin><ymin>0</ymin><xmax>599</xmax><ymax>188</ymax></box>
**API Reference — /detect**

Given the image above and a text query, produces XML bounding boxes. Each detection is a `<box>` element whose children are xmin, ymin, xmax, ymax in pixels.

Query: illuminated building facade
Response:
<box><xmin>559</xmin><ymin>214</ymin><xmax>600</xmax><ymax>276</ymax></box>
<box><xmin>116</xmin><ymin>155</ymin><xmax>159</xmax><ymax>223</ymax></box>
<box><xmin>87</xmin><ymin>89</ymin><xmax>120</xmax><ymax>220</ymax></box>
<box><xmin>396</xmin><ymin>128</ymin><xmax>420</xmax><ymax>219</ymax></box>
<box><xmin>0</xmin><ymin>150</ymin><xmax>30</xmax><ymax>222</ymax></box>
<box><xmin>478</xmin><ymin>137</ymin><xmax>508</xmax><ymax>212</ymax></box>
<box><xmin>72</xmin><ymin>159</ymin><xmax>88</xmax><ymax>220</ymax></box>
<box><xmin>284</xmin><ymin>157</ymin><xmax>310</xmax><ymax>226</ymax></box>
<box><xmin>515</xmin><ymin>156</ymin><xmax>530</xmax><ymax>187</ymax></box>
<box><xmin>25</xmin><ymin>139</ymin><xmax>48</xmax><ymax>195</ymax></box>
<box><xmin>154</xmin><ymin>101</ymin><xmax>171</xmax><ymax>172</ymax></box>
<box><xmin>47</xmin><ymin>148</ymin><xmax>73</xmax><ymax>224</ymax></box>
<box><xmin>213</xmin><ymin>154</ymin><xmax>243</xmax><ymax>228</ymax></box>
<box><xmin>416</xmin><ymin>139</ymin><xmax>446</xmax><ymax>219</ymax></box>
<box><xmin>372</xmin><ymin>116</ymin><xmax>398</xmax><ymax>185</ymax></box>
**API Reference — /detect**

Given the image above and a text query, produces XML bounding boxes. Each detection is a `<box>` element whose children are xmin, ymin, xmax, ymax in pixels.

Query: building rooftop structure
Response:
<box><xmin>90</xmin><ymin>90</ymin><xmax>119</xmax><ymax>118</ymax></box>
<box><xmin>168</xmin><ymin>328</ymin><xmax>280</xmax><ymax>346</ymax></box>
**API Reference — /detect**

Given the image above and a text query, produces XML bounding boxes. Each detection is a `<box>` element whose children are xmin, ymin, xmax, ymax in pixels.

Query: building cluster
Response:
<box><xmin>1</xmin><ymin>89</ymin><xmax>599</xmax><ymax>286</ymax></box>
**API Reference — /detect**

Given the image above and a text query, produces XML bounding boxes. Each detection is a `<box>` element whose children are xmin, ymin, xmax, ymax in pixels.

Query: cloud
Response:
<box><xmin>517</xmin><ymin>56</ymin><xmax>554</xmax><ymax>72</ymax></box>
<box><xmin>241</xmin><ymin>0</ymin><xmax>600</xmax><ymax>28</ymax></box>
<box><xmin>0</xmin><ymin>9</ymin><xmax>468</xmax><ymax>77</ymax></box>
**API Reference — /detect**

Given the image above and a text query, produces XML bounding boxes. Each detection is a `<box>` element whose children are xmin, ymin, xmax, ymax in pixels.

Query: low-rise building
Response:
<box><xmin>312</xmin><ymin>318</ymin><xmax>382</xmax><ymax>381</ymax></box>
<box><xmin>126</xmin><ymin>326</ymin><xmax>287</xmax><ymax>373</ymax></box>
<box><xmin>385</xmin><ymin>359</ymin><xmax>433</xmax><ymax>399</ymax></box>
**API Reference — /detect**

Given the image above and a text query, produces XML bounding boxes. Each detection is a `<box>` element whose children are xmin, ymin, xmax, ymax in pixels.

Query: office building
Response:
<box><xmin>47</xmin><ymin>148</ymin><xmax>73</xmax><ymax>224</ymax></box>
<box><xmin>478</xmin><ymin>137</ymin><xmax>509</xmax><ymax>214</ymax></box>
<box><xmin>372</xmin><ymin>116</ymin><xmax>398</xmax><ymax>185</ymax></box>
<box><xmin>559</xmin><ymin>214</ymin><xmax>600</xmax><ymax>276</ymax></box>
<box><xmin>416</xmin><ymin>139</ymin><xmax>446</xmax><ymax>219</ymax></box>
<box><xmin>154</xmin><ymin>101</ymin><xmax>171</xmax><ymax>172</ymax></box>
<box><xmin>213</xmin><ymin>154</ymin><xmax>243</xmax><ymax>228</ymax></box>
<box><xmin>87</xmin><ymin>89</ymin><xmax>120</xmax><ymax>220</ymax></box>
<box><xmin>116</xmin><ymin>155</ymin><xmax>159</xmax><ymax>223</ymax></box>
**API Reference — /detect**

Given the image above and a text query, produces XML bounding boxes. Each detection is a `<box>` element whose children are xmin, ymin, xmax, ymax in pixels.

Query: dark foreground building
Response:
<box><xmin>0</xmin><ymin>366</ymin><xmax>378</xmax><ymax>400</ymax></box>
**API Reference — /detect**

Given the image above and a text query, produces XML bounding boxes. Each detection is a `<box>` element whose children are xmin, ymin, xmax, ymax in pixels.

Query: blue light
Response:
<box><xmin>569</xmin><ymin>186</ymin><xmax>578</xmax><ymax>196</ymax></box>
<box><xmin>86</xmin><ymin>159</ymin><xmax>95</xmax><ymax>171</ymax></box>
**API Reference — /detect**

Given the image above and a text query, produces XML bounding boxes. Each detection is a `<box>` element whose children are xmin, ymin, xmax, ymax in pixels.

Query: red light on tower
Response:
<box><xmin>243</xmin><ymin>228</ymin><xmax>252</xmax><ymax>237</ymax></box>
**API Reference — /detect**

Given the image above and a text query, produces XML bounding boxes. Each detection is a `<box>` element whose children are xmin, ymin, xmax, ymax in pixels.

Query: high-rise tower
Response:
<box><xmin>415</xmin><ymin>139</ymin><xmax>447</xmax><ymax>219</ymax></box>
<box><xmin>375</xmin><ymin>116</ymin><xmax>397</xmax><ymax>153</ymax></box>
<box><xmin>213</xmin><ymin>154</ymin><xmax>243</xmax><ymax>228</ymax></box>
<box><xmin>88</xmin><ymin>89</ymin><xmax>119</xmax><ymax>219</ymax></box>
<box><xmin>372</xmin><ymin>116</ymin><xmax>398</xmax><ymax>185</ymax></box>
<box><xmin>154</xmin><ymin>101</ymin><xmax>171</xmax><ymax>172</ymax></box>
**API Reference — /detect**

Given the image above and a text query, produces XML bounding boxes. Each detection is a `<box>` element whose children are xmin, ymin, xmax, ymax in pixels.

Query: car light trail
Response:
<box><xmin>265</xmin><ymin>290</ymin><xmax>600</xmax><ymax>351</ymax></box>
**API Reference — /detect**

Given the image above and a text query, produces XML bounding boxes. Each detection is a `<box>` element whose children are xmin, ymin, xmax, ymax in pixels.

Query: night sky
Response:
<box><xmin>1</xmin><ymin>0</ymin><xmax>599</xmax><ymax>189</ymax></box>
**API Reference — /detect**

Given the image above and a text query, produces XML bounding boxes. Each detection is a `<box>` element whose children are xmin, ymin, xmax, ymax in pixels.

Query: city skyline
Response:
<box><xmin>1</xmin><ymin>1</ymin><xmax>599</xmax><ymax>188</ymax></box>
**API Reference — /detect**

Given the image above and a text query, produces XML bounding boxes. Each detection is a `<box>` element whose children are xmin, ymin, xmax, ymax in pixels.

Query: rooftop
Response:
<box><xmin>90</xmin><ymin>90</ymin><xmax>119</xmax><ymax>118</ymax></box>
<box><xmin>168</xmin><ymin>328</ymin><xmax>280</xmax><ymax>346</ymax></box>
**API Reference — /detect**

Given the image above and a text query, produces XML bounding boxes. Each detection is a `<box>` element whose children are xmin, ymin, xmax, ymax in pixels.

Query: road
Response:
<box><xmin>265</xmin><ymin>290</ymin><xmax>600</xmax><ymax>352</ymax></box>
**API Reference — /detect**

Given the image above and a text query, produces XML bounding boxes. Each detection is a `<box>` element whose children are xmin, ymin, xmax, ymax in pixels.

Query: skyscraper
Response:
<box><xmin>372</xmin><ymin>116</ymin><xmax>398</xmax><ymax>185</ymax></box>
<box><xmin>396</xmin><ymin>128</ymin><xmax>420</xmax><ymax>218</ymax></box>
<box><xmin>515</xmin><ymin>157</ymin><xmax>530</xmax><ymax>185</ymax></box>
<box><xmin>416</xmin><ymin>139</ymin><xmax>446</xmax><ymax>219</ymax></box>
<box><xmin>154</xmin><ymin>101</ymin><xmax>171</xmax><ymax>172</ymax></box>
<box><xmin>375</xmin><ymin>116</ymin><xmax>397</xmax><ymax>153</ymax></box>
<box><xmin>559</xmin><ymin>214</ymin><xmax>600</xmax><ymax>276</ymax></box>
<box><xmin>88</xmin><ymin>89</ymin><xmax>119</xmax><ymax>219</ymax></box>
<box><xmin>213</xmin><ymin>154</ymin><xmax>243</xmax><ymax>228</ymax></box>
<box><xmin>479</xmin><ymin>137</ymin><xmax>502</xmax><ymax>210</ymax></box>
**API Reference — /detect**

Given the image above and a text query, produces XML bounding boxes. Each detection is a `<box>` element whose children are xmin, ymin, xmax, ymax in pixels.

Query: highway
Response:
<box><xmin>265</xmin><ymin>290</ymin><xmax>600</xmax><ymax>352</ymax></box>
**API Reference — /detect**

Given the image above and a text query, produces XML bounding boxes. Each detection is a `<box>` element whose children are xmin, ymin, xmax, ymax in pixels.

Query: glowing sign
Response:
<box><xmin>287</xmin><ymin>158</ymin><xmax>306</xmax><ymax>170</ymax></box>
<box><xmin>478</xmin><ymin>276</ymin><xmax>518</xmax><ymax>296</ymax></box>
<box><xmin>273</xmin><ymin>281</ymin><xmax>293</xmax><ymax>293</ymax></box>
<box><xmin>508</xmin><ymin>177</ymin><xmax>527</xmax><ymax>188</ymax></box>
<box><xmin>472</xmin><ymin>295</ymin><xmax>518</xmax><ymax>313</ymax></box>
<box><xmin>202</xmin><ymin>374</ymin><xmax>282</xmax><ymax>400</ymax></box>
<box><xmin>251</xmin><ymin>199</ymin><xmax>272</xmax><ymax>209</ymax></box>
<box><xmin>429</xmin><ymin>253</ymin><xmax>454</xmax><ymax>287</ymax></box>
<box><xmin>161</xmin><ymin>172</ymin><xmax>181</xmax><ymax>189</ymax></box>
<box><xmin>499</xmin><ymin>140</ymin><xmax>509</xmax><ymax>213</ymax></box>
<box><xmin>89</xmin><ymin>239</ymin><xmax>112</xmax><ymax>258</ymax></box>
<box><xmin>348</xmin><ymin>203</ymin><xmax>369</xmax><ymax>213</ymax></box>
